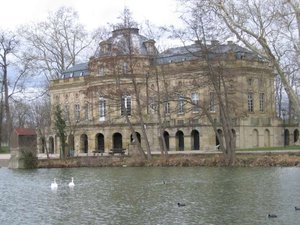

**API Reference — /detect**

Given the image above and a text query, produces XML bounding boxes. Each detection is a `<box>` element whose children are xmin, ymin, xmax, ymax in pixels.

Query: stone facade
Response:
<box><xmin>44</xmin><ymin>27</ymin><xmax>299</xmax><ymax>155</ymax></box>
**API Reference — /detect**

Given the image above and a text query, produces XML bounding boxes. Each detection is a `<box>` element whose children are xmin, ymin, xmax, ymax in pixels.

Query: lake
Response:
<box><xmin>0</xmin><ymin>166</ymin><xmax>300</xmax><ymax>225</ymax></box>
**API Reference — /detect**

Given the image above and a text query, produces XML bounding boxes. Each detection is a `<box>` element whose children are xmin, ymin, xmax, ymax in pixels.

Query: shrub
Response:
<box><xmin>21</xmin><ymin>151</ymin><xmax>38</xmax><ymax>169</ymax></box>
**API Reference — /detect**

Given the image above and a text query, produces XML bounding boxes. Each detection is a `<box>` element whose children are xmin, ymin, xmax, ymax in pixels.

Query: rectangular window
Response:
<box><xmin>259</xmin><ymin>93</ymin><xmax>265</xmax><ymax>112</ymax></box>
<box><xmin>209</xmin><ymin>92</ymin><xmax>215</xmax><ymax>112</ymax></box>
<box><xmin>99</xmin><ymin>67</ymin><xmax>105</xmax><ymax>76</ymax></box>
<box><xmin>191</xmin><ymin>93</ymin><xmax>199</xmax><ymax>112</ymax></box>
<box><xmin>121</xmin><ymin>96</ymin><xmax>131</xmax><ymax>116</ymax></box>
<box><xmin>248</xmin><ymin>93</ymin><xmax>254</xmax><ymax>112</ymax></box>
<box><xmin>164</xmin><ymin>101</ymin><xmax>170</xmax><ymax>114</ymax></box>
<box><xmin>84</xmin><ymin>103</ymin><xmax>89</xmax><ymax>120</ymax></box>
<box><xmin>64</xmin><ymin>105</ymin><xmax>69</xmax><ymax>121</ymax></box>
<box><xmin>177</xmin><ymin>95</ymin><xmax>184</xmax><ymax>114</ymax></box>
<box><xmin>99</xmin><ymin>98</ymin><xmax>106</xmax><ymax>121</ymax></box>
<box><xmin>74</xmin><ymin>104</ymin><xmax>80</xmax><ymax>122</ymax></box>
<box><xmin>123</xmin><ymin>62</ymin><xmax>128</xmax><ymax>74</ymax></box>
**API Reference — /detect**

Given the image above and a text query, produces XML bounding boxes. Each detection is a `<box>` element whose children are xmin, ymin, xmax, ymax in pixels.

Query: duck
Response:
<box><xmin>295</xmin><ymin>206</ymin><xmax>300</xmax><ymax>210</ymax></box>
<box><xmin>51</xmin><ymin>178</ymin><xmax>58</xmax><ymax>190</ymax></box>
<box><xmin>177</xmin><ymin>202</ymin><xmax>186</xmax><ymax>207</ymax></box>
<box><xmin>268</xmin><ymin>214</ymin><xmax>277</xmax><ymax>218</ymax></box>
<box><xmin>68</xmin><ymin>177</ymin><xmax>75</xmax><ymax>188</ymax></box>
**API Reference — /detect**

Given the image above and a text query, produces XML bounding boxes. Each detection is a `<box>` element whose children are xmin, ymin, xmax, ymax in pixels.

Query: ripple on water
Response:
<box><xmin>0</xmin><ymin>167</ymin><xmax>300</xmax><ymax>225</ymax></box>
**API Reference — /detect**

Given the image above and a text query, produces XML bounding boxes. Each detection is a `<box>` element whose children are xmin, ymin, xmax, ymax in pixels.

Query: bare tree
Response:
<box><xmin>31</xmin><ymin>97</ymin><xmax>51</xmax><ymax>158</ymax></box>
<box><xmin>196</xmin><ymin>0</ymin><xmax>300</xmax><ymax>116</ymax></box>
<box><xmin>0</xmin><ymin>30</ymin><xmax>22</xmax><ymax>147</ymax></box>
<box><xmin>19</xmin><ymin>7</ymin><xmax>96</xmax><ymax>83</ymax></box>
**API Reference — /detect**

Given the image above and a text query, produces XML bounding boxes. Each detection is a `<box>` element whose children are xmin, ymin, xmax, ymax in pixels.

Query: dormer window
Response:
<box><xmin>123</xmin><ymin>62</ymin><xmax>128</xmax><ymax>74</ymax></box>
<box><xmin>99</xmin><ymin>67</ymin><xmax>105</xmax><ymax>76</ymax></box>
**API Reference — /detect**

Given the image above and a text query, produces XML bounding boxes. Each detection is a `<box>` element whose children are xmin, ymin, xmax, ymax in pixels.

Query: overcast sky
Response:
<box><xmin>0</xmin><ymin>0</ymin><xmax>182</xmax><ymax>30</ymax></box>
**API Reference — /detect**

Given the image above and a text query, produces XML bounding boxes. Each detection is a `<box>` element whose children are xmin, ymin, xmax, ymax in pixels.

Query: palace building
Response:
<box><xmin>45</xmin><ymin>27</ymin><xmax>298</xmax><ymax>155</ymax></box>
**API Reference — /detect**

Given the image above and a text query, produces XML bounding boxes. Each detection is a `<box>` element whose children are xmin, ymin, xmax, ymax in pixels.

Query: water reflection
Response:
<box><xmin>0</xmin><ymin>167</ymin><xmax>300</xmax><ymax>224</ymax></box>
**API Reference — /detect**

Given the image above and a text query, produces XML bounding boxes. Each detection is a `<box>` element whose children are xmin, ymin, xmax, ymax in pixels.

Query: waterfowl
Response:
<box><xmin>68</xmin><ymin>177</ymin><xmax>75</xmax><ymax>188</ymax></box>
<box><xmin>268</xmin><ymin>214</ymin><xmax>277</xmax><ymax>218</ymax></box>
<box><xmin>51</xmin><ymin>178</ymin><xmax>58</xmax><ymax>190</ymax></box>
<box><xmin>295</xmin><ymin>206</ymin><xmax>300</xmax><ymax>210</ymax></box>
<box><xmin>177</xmin><ymin>203</ymin><xmax>186</xmax><ymax>207</ymax></box>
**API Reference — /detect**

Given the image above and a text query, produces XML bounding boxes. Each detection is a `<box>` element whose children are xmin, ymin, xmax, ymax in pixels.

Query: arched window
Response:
<box><xmin>294</xmin><ymin>129</ymin><xmax>299</xmax><ymax>143</ymax></box>
<box><xmin>130</xmin><ymin>132</ymin><xmax>141</xmax><ymax>144</ymax></box>
<box><xmin>80</xmin><ymin>134</ymin><xmax>88</xmax><ymax>153</ymax></box>
<box><xmin>96</xmin><ymin>133</ymin><xmax>105</xmax><ymax>152</ymax></box>
<box><xmin>163</xmin><ymin>131</ymin><xmax>170</xmax><ymax>151</ymax></box>
<box><xmin>113</xmin><ymin>133</ymin><xmax>123</xmax><ymax>149</ymax></box>
<box><xmin>191</xmin><ymin>130</ymin><xmax>200</xmax><ymax>150</ymax></box>
<box><xmin>284</xmin><ymin>129</ymin><xmax>290</xmax><ymax>146</ymax></box>
<box><xmin>253</xmin><ymin>129</ymin><xmax>259</xmax><ymax>147</ymax></box>
<box><xmin>264</xmin><ymin>129</ymin><xmax>270</xmax><ymax>147</ymax></box>
<box><xmin>176</xmin><ymin>130</ymin><xmax>184</xmax><ymax>151</ymax></box>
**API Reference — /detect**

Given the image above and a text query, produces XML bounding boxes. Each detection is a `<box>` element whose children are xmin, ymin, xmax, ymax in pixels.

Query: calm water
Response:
<box><xmin>0</xmin><ymin>166</ymin><xmax>300</xmax><ymax>225</ymax></box>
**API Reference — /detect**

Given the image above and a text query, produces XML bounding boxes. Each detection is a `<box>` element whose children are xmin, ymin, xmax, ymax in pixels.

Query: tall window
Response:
<box><xmin>248</xmin><ymin>92</ymin><xmax>254</xmax><ymax>112</ymax></box>
<box><xmin>259</xmin><ymin>93</ymin><xmax>265</xmax><ymax>112</ymax></box>
<box><xmin>123</xmin><ymin>62</ymin><xmax>128</xmax><ymax>74</ymax></box>
<box><xmin>164</xmin><ymin>101</ymin><xmax>170</xmax><ymax>114</ymax></box>
<box><xmin>99</xmin><ymin>97</ymin><xmax>106</xmax><ymax>121</ymax></box>
<box><xmin>64</xmin><ymin>104</ymin><xmax>69</xmax><ymax>121</ymax></box>
<box><xmin>191</xmin><ymin>93</ymin><xmax>199</xmax><ymax>112</ymax></box>
<box><xmin>99</xmin><ymin>66</ymin><xmax>105</xmax><ymax>76</ymax></box>
<box><xmin>74</xmin><ymin>104</ymin><xmax>80</xmax><ymax>122</ymax></box>
<box><xmin>209</xmin><ymin>92</ymin><xmax>215</xmax><ymax>112</ymax></box>
<box><xmin>177</xmin><ymin>95</ymin><xmax>184</xmax><ymax>114</ymax></box>
<box><xmin>121</xmin><ymin>96</ymin><xmax>131</xmax><ymax>116</ymax></box>
<box><xmin>84</xmin><ymin>103</ymin><xmax>90</xmax><ymax>120</ymax></box>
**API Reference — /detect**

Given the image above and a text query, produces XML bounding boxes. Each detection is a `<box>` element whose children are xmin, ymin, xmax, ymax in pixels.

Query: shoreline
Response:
<box><xmin>37</xmin><ymin>151</ymin><xmax>300</xmax><ymax>168</ymax></box>
<box><xmin>2</xmin><ymin>151</ymin><xmax>300</xmax><ymax>168</ymax></box>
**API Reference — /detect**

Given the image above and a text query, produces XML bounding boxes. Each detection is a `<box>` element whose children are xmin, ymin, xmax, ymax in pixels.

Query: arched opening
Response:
<box><xmin>264</xmin><ymin>129</ymin><xmax>270</xmax><ymax>147</ymax></box>
<box><xmin>253</xmin><ymin>129</ymin><xmax>259</xmax><ymax>147</ymax></box>
<box><xmin>130</xmin><ymin>132</ymin><xmax>141</xmax><ymax>143</ymax></box>
<box><xmin>68</xmin><ymin>134</ymin><xmax>74</xmax><ymax>156</ymax></box>
<box><xmin>284</xmin><ymin>129</ymin><xmax>290</xmax><ymax>146</ymax></box>
<box><xmin>80</xmin><ymin>134</ymin><xmax>88</xmax><ymax>153</ymax></box>
<box><xmin>96</xmin><ymin>133</ymin><xmax>105</xmax><ymax>152</ymax></box>
<box><xmin>216</xmin><ymin>129</ymin><xmax>223</xmax><ymax>149</ymax></box>
<box><xmin>176</xmin><ymin>130</ymin><xmax>184</xmax><ymax>151</ymax></box>
<box><xmin>294</xmin><ymin>129</ymin><xmax>299</xmax><ymax>143</ymax></box>
<box><xmin>40</xmin><ymin>137</ymin><xmax>45</xmax><ymax>153</ymax></box>
<box><xmin>191</xmin><ymin>130</ymin><xmax>200</xmax><ymax>150</ymax></box>
<box><xmin>113</xmin><ymin>133</ymin><xmax>123</xmax><ymax>149</ymax></box>
<box><xmin>49</xmin><ymin>136</ymin><xmax>54</xmax><ymax>154</ymax></box>
<box><xmin>163</xmin><ymin>131</ymin><xmax>169</xmax><ymax>151</ymax></box>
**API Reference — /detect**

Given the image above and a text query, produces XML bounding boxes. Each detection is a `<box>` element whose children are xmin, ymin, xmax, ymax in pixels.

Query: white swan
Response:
<box><xmin>68</xmin><ymin>177</ymin><xmax>75</xmax><ymax>188</ymax></box>
<box><xmin>51</xmin><ymin>178</ymin><xmax>58</xmax><ymax>190</ymax></box>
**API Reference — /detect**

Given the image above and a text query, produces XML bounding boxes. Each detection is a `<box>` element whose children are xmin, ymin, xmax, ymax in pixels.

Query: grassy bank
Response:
<box><xmin>37</xmin><ymin>151</ymin><xmax>300</xmax><ymax>168</ymax></box>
